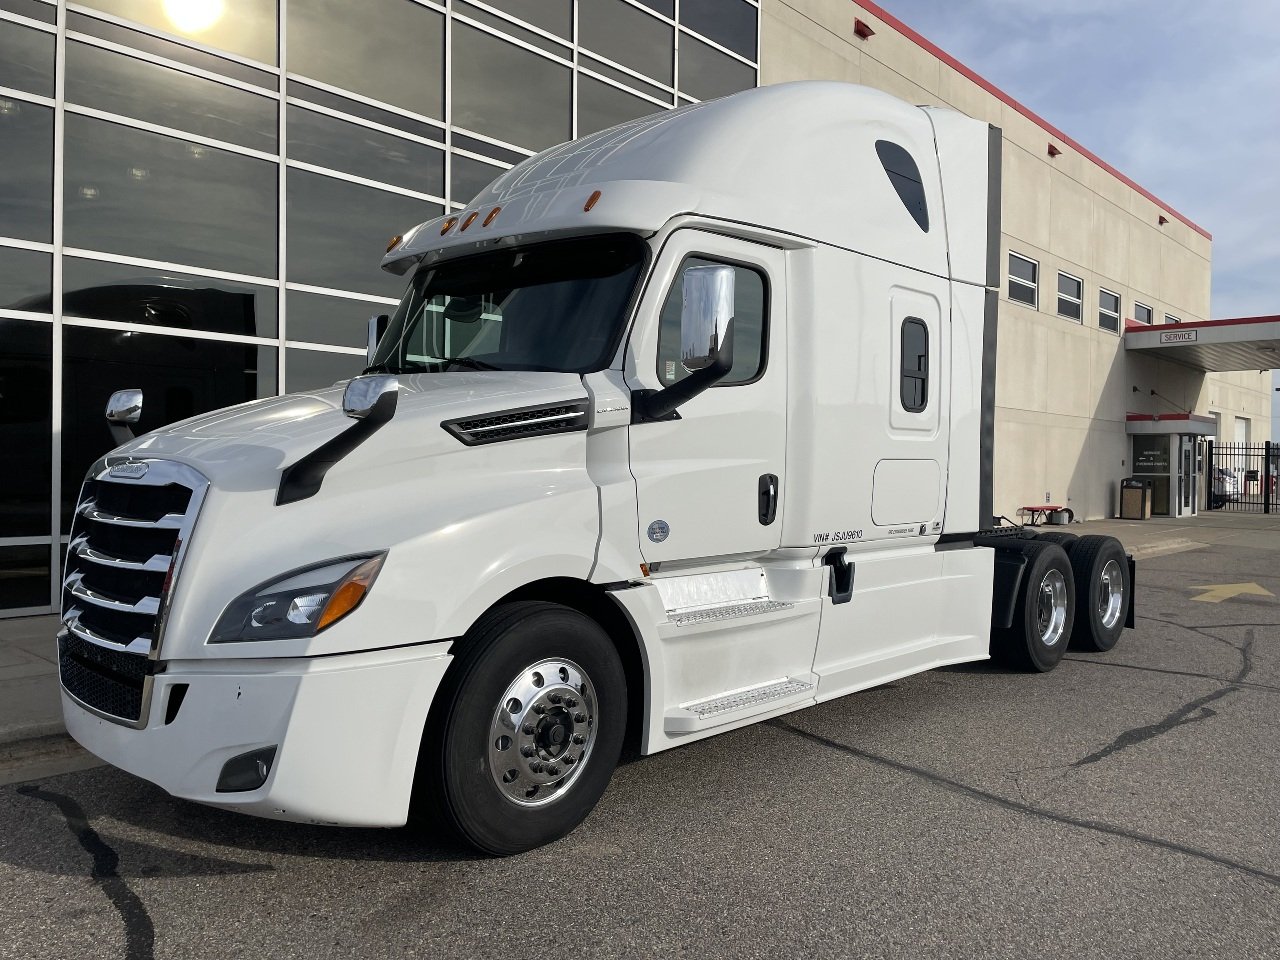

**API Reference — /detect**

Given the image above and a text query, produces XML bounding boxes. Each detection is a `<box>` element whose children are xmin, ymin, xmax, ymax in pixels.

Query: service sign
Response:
<box><xmin>1159</xmin><ymin>329</ymin><xmax>1198</xmax><ymax>344</ymax></box>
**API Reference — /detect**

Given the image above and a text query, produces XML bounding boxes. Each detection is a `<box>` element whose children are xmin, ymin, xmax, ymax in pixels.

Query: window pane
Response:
<box><xmin>0</xmin><ymin>319</ymin><xmax>51</xmax><ymax>537</ymax></box>
<box><xmin>67</xmin><ymin>12</ymin><xmax>278</xmax><ymax>89</ymax></box>
<box><xmin>287</xmin><ymin>169</ymin><xmax>439</xmax><ymax>297</ymax></box>
<box><xmin>681</xmin><ymin>0</ymin><xmax>756</xmax><ymax>60</ymax></box>
<box><xmin>581</xmin><ymin>54</ymin><xmax>672</xmax><ymax>104</ymax></box>
<box><xmin>900</xmin><ymin>318</ymin><xmax>928</xmax><ymax>412</ymax></box>
<box><xmin>0</xmin><ymin>100</ymin><xmax>53</xmax><ymax>243</ymax></box>
<box><xmin>76</xmin><ymin>0</ymin><xmax>278</xmax><ymax>64</ymax></box>
<box><xmin>66</xmin><ymin>41</ymin><xmax>277</xmax><ymax>151</ymax></box>
<box><xmin>1165</xmin><ymin>315</ymin><xmax>1180</xmax><ymax>324</ymax></box>
<box><xmin>578</xmin><ymin>76</ymin><xmax>661</xmax><ymax>136</ymax></box>
<box><xmin>456</xmin><ymin>1</ymin><xmax>567</xmax><ymax>57</ymax></box>
<box><xmin>1099</xmin><ymin>312</ymin><xmax>1119</xmax><ymax>332</ymax></box>
<box><xmin>579</xmin><ymin>0</ymin><xmax>672</xmax><ymax>87</ymax></box>
<box><xmin>286</xmin><ymin>289</ymin><xmax>385</xmax><ymax>348</ymax></box>
<box><xmin>285</xmin><ymin>346</ymin><xmax>364</xmax><ymax>392</ymax></box>
<box><xmin>0</xmin><ymin>247</ymin><xmax>52</xmax><ymax>310</ymax></box>
<box><xmin>64</xmin><ymin>257</ymin><xmax>278</xmax><ymax>337</ymax></box>
<box><xmin>1008</xmin><ymin>253</ymin><xmax>1037</xmax><ymax>284</ymax></box>
<box><xmin>1008</xmin><ymin>280</ymin><xmax>1035</xmax><ymax>306</ymax></box>
<box><xmin>1135</xmin><ymin>303</ymin><xmax>1152</xmax><ymax>324</ymax></box>
<box><xmin>633</xmin><ymin>0</ymin><xmax>673</xmax><ymax>17</ymax></box>
<box><xmin>0</xmin><ymin>545</ymin><xmax>50</xmax><ymax>609</ymax></box>
<box><xmin>288</xmin><ymin>106</ymin><xmax>445</xmax><ymax>197</ymax></box>
<box><xmin>64</xmin><ymin>114</ymin><xmax>277</xmax><ymax>276</ymax></box>
<box><xmin>1</xmin><ymin>0</ymin><xmax>57</xmax><ymax>25</ymax></box>
<box><xmin>1057</xmin><ymin>297</ymin><xmax>1081</xmax><ymax>320</ymax></box>
<box><xmin>288</xmin><ymin>81</ymin><xmax>443</xmax><ymax>143</ymax></box>
<box><xmin>1099</xmin><ymin>290</ymin><xmax>1120</xmax><ymax>313</ymax></box>
<box><xmin>657</xmin><ymin>257</ymin><xmax>765</xmax><ymax>385</ymax></box>
<box><xmin>452</xmin><ymin>24</ymin><xmax>570</xmax><ymax>151</ymax></box>
<box><xmin>484</xmin><ymin>0</ymin><xmax>570</xmax><ymax>37</ymax></box>
<box><xmin>679</xmin><ymin>34</ymin><xmax>754</xmax><ymax>101</ymax></box>
<box><xmin>0</xmin><ymin>19</ymin><xmax>55</xmax><ymax>98</ymax></box>
<box><xmin>61</xmin><ymin>325</ymin><xmax>277</xmax><ymax>529</ymax></box>
<box><xmin>1057</xmin><ymin>273</ymin><xmax>1081</xmax><ymax>298</ymax></box>
<box><xmin>451</xmin><ymin>153</ymin><xmax>507</xmax><ymax>205</ymax></box>
<box><xmin>289</xmin><ymin>0</ymin><xmax>443</xmax><ymax>120</ymax></box>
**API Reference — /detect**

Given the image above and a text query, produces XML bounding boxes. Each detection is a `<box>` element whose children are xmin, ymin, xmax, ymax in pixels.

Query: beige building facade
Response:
<box><xmin>761</xmin><ymin>0</ymin><xmax>1272</xmax><ymax>521</ymax></box>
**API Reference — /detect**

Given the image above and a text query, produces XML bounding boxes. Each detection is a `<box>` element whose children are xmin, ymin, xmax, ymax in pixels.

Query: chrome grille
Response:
<box><xmin>59</xmin><ymin>459</ymin><xmax>209</xmax><ymax>727</ymax></box>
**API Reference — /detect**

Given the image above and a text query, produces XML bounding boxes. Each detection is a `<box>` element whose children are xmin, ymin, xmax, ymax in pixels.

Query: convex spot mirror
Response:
<box><xmin>679</xmin><ymin>264</ymin><xmax>735</xmax><ymax>372</ymax></box>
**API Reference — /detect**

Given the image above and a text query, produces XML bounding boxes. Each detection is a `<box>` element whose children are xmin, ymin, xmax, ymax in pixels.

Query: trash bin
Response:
<box><xmin>1120</xmin><ymin>477</ymin><xmax>1151</xmax><ymax>520</ymax></box>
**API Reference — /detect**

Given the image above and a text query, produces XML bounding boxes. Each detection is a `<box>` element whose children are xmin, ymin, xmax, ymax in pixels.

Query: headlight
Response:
<box><xmin>209</xmin><ymin>554</ymin><xmax>385</xmax><ymax>643</ymax></box>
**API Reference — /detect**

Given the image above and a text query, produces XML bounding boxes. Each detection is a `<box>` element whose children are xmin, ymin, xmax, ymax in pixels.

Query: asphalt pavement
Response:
<box><xmin>1</xmin><ymin>531</ymin><xmax>1277</xmax><ymax>959</ymax></box>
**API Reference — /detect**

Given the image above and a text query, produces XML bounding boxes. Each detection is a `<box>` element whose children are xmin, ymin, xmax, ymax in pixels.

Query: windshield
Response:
<box><xmin>370</xmin><ymin>233</ymin><xmax>647</xmax><ymax>375</ymax></box>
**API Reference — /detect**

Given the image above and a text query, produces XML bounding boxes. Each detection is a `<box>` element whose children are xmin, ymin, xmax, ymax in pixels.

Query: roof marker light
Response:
<box><xmin>483</xmin><ymin>206</ymin><xmax>501</xmax><ymax>226</ymax></box>
<box><xmin>584</xmin><ymin>190</ymin><xmax>601</xmax><ymax>212</ymax></box>
<box><xmin>460</xmin><ymin>211</ymin><xmax>479</xmax><ymax>231</ymax></box>
<box><xmin>440</xmin><ymin>216</ymin><xmax>458</xmax><ymax>235</ymax></box>
<box><xmin>386</xmin><ymin>234</ymin><xmax>403</xmax><ymax>253</ymax></box>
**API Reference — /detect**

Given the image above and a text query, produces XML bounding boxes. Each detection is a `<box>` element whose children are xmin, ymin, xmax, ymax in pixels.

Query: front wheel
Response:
<box><xmin>417</xmin><ymin>601</ymin><xmax>627</xmax><ymax>855</ymax></box>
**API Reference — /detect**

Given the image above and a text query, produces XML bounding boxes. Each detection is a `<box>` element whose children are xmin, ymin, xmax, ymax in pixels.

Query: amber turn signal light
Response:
<box><xmin>316</xmin><ymin>557</ymin><xmax>384</xmax><ymax>631</ymax></box>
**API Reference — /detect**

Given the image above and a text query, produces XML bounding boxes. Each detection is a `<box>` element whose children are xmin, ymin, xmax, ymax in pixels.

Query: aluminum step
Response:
<box><xmin>668</xmin><ymin>599</ymin><xmax>793</xmax><ymax>627</ymax></box>
<box><xmin>665</xmin><ymin>676</ymin><xmax>816</xmax><ymax>733</ymax></box>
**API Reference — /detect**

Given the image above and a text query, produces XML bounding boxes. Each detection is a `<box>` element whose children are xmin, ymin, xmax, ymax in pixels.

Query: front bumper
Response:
<box><xmin>62</xmin><ymin>643</ymin><xmax>452</xmax><ymax>827</ymax></box>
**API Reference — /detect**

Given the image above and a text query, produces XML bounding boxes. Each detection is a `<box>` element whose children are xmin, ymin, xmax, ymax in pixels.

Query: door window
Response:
<box><xmin>655</xmin><ymin>257</ymin><xmax>766</xmax><ymax>385</ymax></box>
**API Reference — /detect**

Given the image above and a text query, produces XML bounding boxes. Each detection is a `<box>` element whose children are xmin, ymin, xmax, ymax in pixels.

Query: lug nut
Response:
<box><xmin>522</xmin><ymin>722</ymin><xmax>535</xmax><ymax>735</ymax></box>
<box><xmin>549</xmin><ymin>693</ymin><xmax>563</xmax><ymax>704</ymax></box>
<box><xmin>520</xmin><ymin>745</ymin><xmax>535</xmax><ymax>757</ymax></box>
<box><xmin>564</xmin><ymin>697</ymin><xmax>578</xmax><ymax>708</ymax></box>
<box><xmin>573</xmin><ymin>712</ymin><xmax>586</xmax><ymax>724</ymax></box>
<box><xmin>533</xmin><ymin>703</ymin><xmax>546</xmax><ymax>714</ymax></box>
<box><xmin>563</xmin><ymin>755</ymin><xmax>576</xmax><ymax>766</ymax></box>
<box><xmin>547</xmin><ymin>765</ymin><xmax>560</xmax><ymax>776</ymax></box>
<box><xmin>572</xmin><ymin>734</ymin><xmax>585</xmax><ymax>745</ymax></box>
<box><xmin>529</xmin><ymin>760</ymin><xmax>543</xmax><ymax>772</ymax></box>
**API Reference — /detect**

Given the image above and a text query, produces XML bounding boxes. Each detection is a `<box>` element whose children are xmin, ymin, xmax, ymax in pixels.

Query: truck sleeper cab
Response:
<box><xmin>58</xmin><ymin>82</ymin><xmax>1133</xmax><ymax>855</ymax></box>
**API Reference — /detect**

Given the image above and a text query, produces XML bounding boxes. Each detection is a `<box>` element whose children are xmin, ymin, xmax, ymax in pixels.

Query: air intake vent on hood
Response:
<box><xmin>443</xmin><ymin>399</ymin><xmax>590</xmax><ymax>446</ymax></box>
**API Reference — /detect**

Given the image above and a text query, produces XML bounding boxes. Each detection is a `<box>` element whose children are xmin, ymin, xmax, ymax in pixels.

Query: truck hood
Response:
<box><xmin>116</xmin><ymin>371</ymin><xmax>588</xmax><ymax>489</ymax></box>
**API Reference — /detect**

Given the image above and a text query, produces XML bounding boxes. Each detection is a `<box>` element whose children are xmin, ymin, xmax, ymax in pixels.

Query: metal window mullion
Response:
<box><xmin>449</xmin><ymin>125</ymin><xmax>536</xmax><ymax>158</ymax></box>
<box><xmin>285</xmin><ymin>281</ymin><xmax>400</xmax><ymax>305</ymax></box>
<box><xmin>277</xmin><ymin>0</ymin><xmax>287</xmax><ymax>396</ymax></box>
<box><xmin>450</xmin><ymin>147</ymin><xmax>510</xmax><ymax>169</ymax></box>
<box><xmin>48</xmin><ymin>0</ymin><xmax>66</xmax><ymax>613</ymax></box>
<box><xmin>63</xmin><ymin>316</ymin><xmax>282</xmax><ymax>347</ymax></box>
<box><xmin>285</xmin><ymin>72</ymin><xmax>447</xmax><ymax>133</ymax></box>
<box><xmin>0</xmin><ymin>83</ymin><xmax>56</xmax><ymax>107</ymax></box>
<box><xmin>0</xmin><ymin>536</ymin><xmax>54</xmax><ymax>547</ymax></box>
<box><xmin>0</xmin><ymin>309</ymin><xmax>54</xmax><ymax>322</ymax></box>
<box><xmin>462</xmin><ymin>0</ymin><xmax>569</xmax><ymax>48</ymax></box>
<box><xmin>677</xmin><ymin>24</ymin><xmax>756</xmax><ymax>69</ymax></box>
<box><xmin>283</xmin><ymin>341</ymin><xmax>368</xmax><ymax>356</ymax></box>
<box><xmin>570</xmin><ymin>0</ymin><xmax>578</xmax><ymax>140</ymax></box>
<box><xmin>444</xmin><ymin>0</ymin><xmax>452</xmax><ymax>205</ymax></box>
<box><xmin>0</xmin><ymin>236</ymin><xmax>56</xmax><ymax>252</ymax></box>
<box><xmin>452</xmin><ymin>12</ymin><xmax>573</xmax><ymax>67</ymax></box>
<box><xmin>64</xmin><ymin>102</ymin><xmax>279</xmax><ymax>162</ymax></box>
<box><xmin>577</xmin><ymin>65</ymin><xmax>674</xmax><ymax>110</ymax></box>
<box><xmin>285</xmin><ymin>159</ymin><xmax>447</xmax><ymax>205</ymax></box>
<box><xmin>672</xmin><ymin>0</ymin><xmax>680</xmax><ymax>99</ymax></box>
<box><xmin>578</xmin><ymin>50</ymin><xmax>677</xmax><ymax>97</ymax></box>
<box><xmin>62</xmin><ymin>246</ymin><xmax>279</xmax><ymax>286</ymax></box>
<box><xmin>0</xmin><ymin>8</ymin><xmax>57</xmax><ymax>32</ymax></box>
<box><xmin>64</xmin><ymin>30</ymin><xmax>282</xmax><ymax>98</ymax></box>
<box><xmin>64</xmin><ymin>3</ymin><xmax>282</xmax><ymax>74</ymax></box>
<box><xmin>286</xmin><ymin>97</ymin><xmax>447</xmax><ymax>150</ymax></box>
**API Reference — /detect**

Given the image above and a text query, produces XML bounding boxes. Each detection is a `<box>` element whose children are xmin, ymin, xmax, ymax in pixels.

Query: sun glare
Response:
<box><xmin>162</xmin><ymin>0</ymin><xmax>226</xmax><ymax>35</ymax></box>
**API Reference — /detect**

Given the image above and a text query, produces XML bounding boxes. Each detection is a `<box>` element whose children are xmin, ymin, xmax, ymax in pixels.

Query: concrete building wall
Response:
<box><xmin>761</xmin><ymin>0</ymin><xmax>1271</xmax><ymax>520</ymax></box>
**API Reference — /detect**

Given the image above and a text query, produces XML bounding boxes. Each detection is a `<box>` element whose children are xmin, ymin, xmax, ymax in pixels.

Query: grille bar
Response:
<box><xmin>60</xmin><ymin>459</ymin><xmax>208</xmax><ymax>727</ymax></box>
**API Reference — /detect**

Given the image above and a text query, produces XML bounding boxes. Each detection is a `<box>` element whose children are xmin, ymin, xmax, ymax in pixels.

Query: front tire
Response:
<box><xmin>992</xmin><ymin>541</ymin><xmax>1075</xmax><ymax>673</ymax></box>
<box><xmin>420</xmin><ymin>601</ymin><xmax>626</xmax><ymax>855</ymax></box>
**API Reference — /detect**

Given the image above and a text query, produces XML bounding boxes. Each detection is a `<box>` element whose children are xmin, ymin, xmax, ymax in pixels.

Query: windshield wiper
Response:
<box><xmin>441</xmin><ymin>356</ymin><xmax>500</xmax><ymax>371</ymax></box>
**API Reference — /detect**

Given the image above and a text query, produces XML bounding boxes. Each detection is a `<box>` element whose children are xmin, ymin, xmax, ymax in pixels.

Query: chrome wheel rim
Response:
<box><xmin>488</xmin><ymin>658</ymin><xmax>597</xmax><ymax>807</ymax></box>
<box><xmin>1097</xmin><ymin>559</ymin><xmax>1125</xmax><ymax>630</ymax></box>
<box><xmin>1036</xmin><ymin>569</ymin><xmax>1068</xmax><ymax>647</ymax></box>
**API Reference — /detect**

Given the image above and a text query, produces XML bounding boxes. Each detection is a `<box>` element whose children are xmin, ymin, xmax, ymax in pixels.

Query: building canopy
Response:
<box><xmin>1124</xmin><ymin>316</ymin><xmax>1280</xmax><ymax>372</ymax></box>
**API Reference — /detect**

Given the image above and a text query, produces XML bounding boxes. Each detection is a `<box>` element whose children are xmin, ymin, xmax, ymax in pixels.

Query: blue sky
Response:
<box><xmin>881</xmin><ymin>0</ymin><xmax>1280</xmax><ymax>322</ymax></box>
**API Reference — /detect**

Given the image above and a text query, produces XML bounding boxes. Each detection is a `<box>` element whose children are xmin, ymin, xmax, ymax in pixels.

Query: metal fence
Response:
<box><xmin>1207</xmin><ymin>440</ymin><xmax>1276</xmax><ymax>513</ymax></box>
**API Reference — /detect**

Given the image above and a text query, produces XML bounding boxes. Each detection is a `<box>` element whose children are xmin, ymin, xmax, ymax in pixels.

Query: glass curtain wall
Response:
<box><xmin>0</xmin><ymin>0</ymin><xmax>760</xmax><ymax>614</ymax></box>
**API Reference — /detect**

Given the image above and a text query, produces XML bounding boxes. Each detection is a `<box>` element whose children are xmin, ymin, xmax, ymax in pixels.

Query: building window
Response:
<box><xmin>657</xmin><ymin>257</ymin><xmax>767</xmax><ymax>386</ymax></box>
<box><xmin>1098</xmin><ymin>288</ymin><xmax>1120</xmax><ymax>333</ymax></box>
<box><xmin>900</xmin><ymin>317</ymin><xmax>929</xmax><ymax>412</ymax></box>
<box><xmin>1057</xmin><ymin>272</ymin><xmax>1083</xmax><ymax>321</ymax></box>
<box><xmin>1007</xmin><ymin>253</ymin><xmax>1038</xmax><ymax>307</ymax></box>
<box><xmin>1134</xmin><ymin>302</ymin><xmax>1153</xmax><ymax>325</ymax></box>
<box><xmin>1165</xmin><ymin>314</ymin><xmax>1181</xmax><ymax>324</ymax></box>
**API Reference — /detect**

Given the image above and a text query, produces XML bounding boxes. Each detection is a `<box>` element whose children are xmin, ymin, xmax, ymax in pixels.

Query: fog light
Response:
<box><xmin>216</xmin><ymin>746</ymin><xmax>278</xmax><ymax>793</ymax></box>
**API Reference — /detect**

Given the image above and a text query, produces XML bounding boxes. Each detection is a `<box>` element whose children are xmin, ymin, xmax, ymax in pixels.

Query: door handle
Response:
<box><xmin>758</xmin><ymin>473</ymin><xmax>778</xmax><ymax>526</ymax></box>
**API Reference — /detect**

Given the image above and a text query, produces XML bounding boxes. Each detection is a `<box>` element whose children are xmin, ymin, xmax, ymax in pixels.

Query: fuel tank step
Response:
<box><xmin>668</xmin><ymin>599</ymin><xmax>793</xmax><ymax>627</ymax></box>
<box><xmin>664</xmin><ymin>675</ymin><xmax>817</xmax><ymax>733</ymax></box>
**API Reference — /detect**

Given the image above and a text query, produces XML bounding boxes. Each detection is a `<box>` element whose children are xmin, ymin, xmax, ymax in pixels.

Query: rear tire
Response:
<box><xmin>1031</xmin><ymin>530</ymin><xmax>1078</xmax><ymax>550</ymax></box>
<box><xmin>1068</xmin><ymin>536</ymin><xmax>1129</xmax><ymax>652</ymax></box>
<box><xmin>992</xmin><ymin>541</ymin><xmax>1075</xmax><ymax>672</ymax></box>
<box><xmin>416</xmin><ymin>601</ymin><xmax>626</xmax><ymax>855</ymax></box>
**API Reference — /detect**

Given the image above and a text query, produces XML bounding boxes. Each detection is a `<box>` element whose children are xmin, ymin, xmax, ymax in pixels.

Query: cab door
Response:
<box><xmin>625</xmin><ymin>230</ymin><xmax>787</xmax><ymax>563</ymax></box>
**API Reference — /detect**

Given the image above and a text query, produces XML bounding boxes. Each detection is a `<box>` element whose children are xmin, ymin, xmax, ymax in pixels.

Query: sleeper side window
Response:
<box><xmin>875</xmin><ymin>140</ymin><xmax>929</xmax><ymax>232</ymax></box>
<box><xmin>656</xmin><ymin>256</ymin><xmax>767</xmax><ymax>386</ymax></box>
<box><xmin>900</xmin><ymin>317</ymin><xmax>928</xmax><ymax>412</ymax></box>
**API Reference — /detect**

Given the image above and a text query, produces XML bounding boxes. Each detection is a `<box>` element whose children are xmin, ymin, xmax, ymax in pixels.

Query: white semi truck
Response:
<box><xmin>59</xmin><ymin>82</ymin><xmax>1133</xmax><ymax>855</ymax></box>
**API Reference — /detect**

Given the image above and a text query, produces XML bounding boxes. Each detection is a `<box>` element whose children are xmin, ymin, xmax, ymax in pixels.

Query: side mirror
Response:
<box><xmin>367</xmin><ymin>314</ymin><xmax>390</xmax><ymax>366</ymax></box>
<box><xmin>342</xmin><ymin>374</ymin><xmax>399</xmax><ymax>423</ymax></box>
<box><xmin>634</xmin><ymin>265</ymin><xmax>736</xmax><ymax>423</ymax></box>
<box><xmin>679</xmin><ymin>264</ymin><xmax>735</xmax><ymax>373</ymax></box>
<box><xmin>105</xmin><ymin>389</ymin><xmax>143</xmax><ymax>446</ymax></box>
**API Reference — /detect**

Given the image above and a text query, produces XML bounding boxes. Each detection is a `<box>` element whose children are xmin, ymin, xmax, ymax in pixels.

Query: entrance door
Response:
<box><xmin>1177</xmin><ymin>434</ymin><xmax>1197</xmax><ymax>517</ymax></box>
<box><xmin>626</xmin><ymin>230</ymin><xmax>787</xmax><ymax>563</ymax></box>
